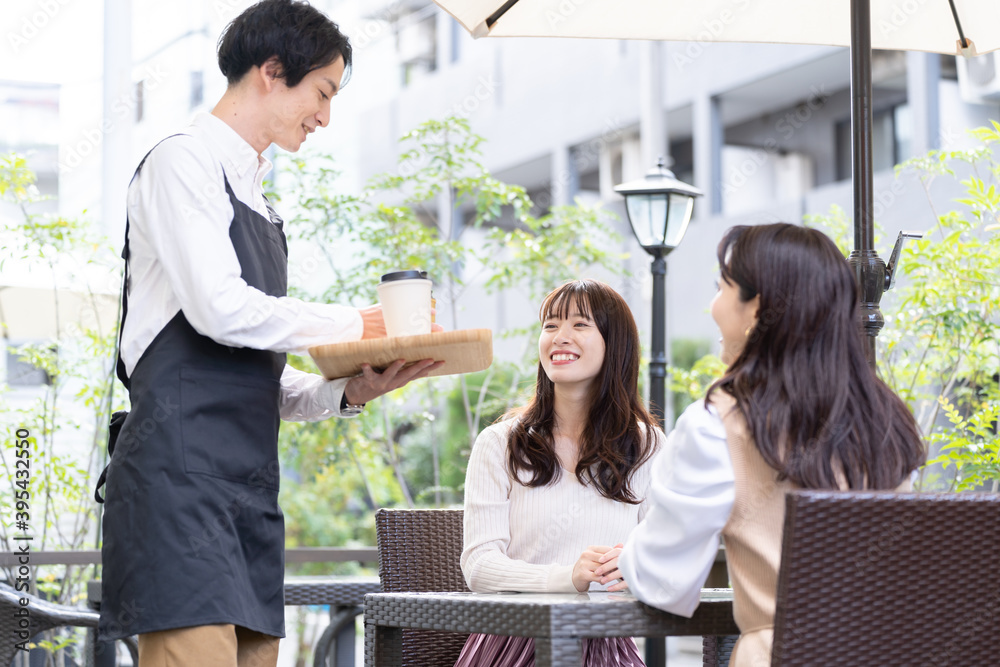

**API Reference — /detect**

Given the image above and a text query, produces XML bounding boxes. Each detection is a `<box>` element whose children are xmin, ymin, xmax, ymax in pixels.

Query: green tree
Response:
<box><xmin>274</xmin><ymin>115</ymin><xmax>626</xmax><ymax>558</ymax></box>
<box><xmin>671</xmin><ymin>125</ymin><xmax>1000</xmax><ymax>495</ymax></box>
<box><xmin>883</xmin><ymin>125</ymin><xmax>1000</xmax><ymax>491</ymax></box>
<box><xmin>806</xmin><ymin>124</ymin><xmax>1000</xmax><ymax>491</ymax></box>
<box><xmin>670</xmin><ymin>338</ymin><xmax>718</xmax><ymax>419</ymax></box>
<box><xmin>0</xmin><ymin>151</ymin><xmax>122</xmax><ymax>662</ymax></box>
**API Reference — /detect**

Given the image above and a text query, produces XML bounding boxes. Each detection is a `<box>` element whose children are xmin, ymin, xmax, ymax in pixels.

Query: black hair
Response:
<box><xmin>506</xmin><ymin>280</ymin><xmax>658</xmax><ymax>504</ymax></box>
<box><xmin>707</xmin><ymin>223</ymin><xmax>925</xmax><ymax>490</ymax></box>
<box><xmin>217</xmin><ymin>0</ymin><xmax>352</xmax><ymax>88</ymax></box>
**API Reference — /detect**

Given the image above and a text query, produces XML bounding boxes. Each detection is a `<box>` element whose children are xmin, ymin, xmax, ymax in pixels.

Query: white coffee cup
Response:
<box><xmin>376</xmin><ymin>270</ymin><xmax>433</xmax><ymax>338</ymax></box>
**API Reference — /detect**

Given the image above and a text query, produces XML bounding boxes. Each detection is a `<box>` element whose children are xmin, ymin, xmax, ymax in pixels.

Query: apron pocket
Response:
<box><xmin>180</xmin><ymin>366</ymin><xmax>281</xmax><ymax>490</ymax></box>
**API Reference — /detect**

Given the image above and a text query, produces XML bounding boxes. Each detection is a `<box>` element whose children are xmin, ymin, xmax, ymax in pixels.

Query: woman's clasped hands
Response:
<box><xmin>572</xmin><ymin>543</ymin><xmax>628</xmax><ymax>593</ymax></box>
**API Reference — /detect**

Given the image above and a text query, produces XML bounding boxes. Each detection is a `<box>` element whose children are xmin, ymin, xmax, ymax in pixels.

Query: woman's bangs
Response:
<box><xmin>540</xmin><ymin>284</ymin><xmax>594</xmax><ymax>322</ymax></box>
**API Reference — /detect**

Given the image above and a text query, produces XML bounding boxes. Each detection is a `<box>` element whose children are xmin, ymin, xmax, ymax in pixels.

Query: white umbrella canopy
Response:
<box><xmin>440</xmin><ymin>0</ymin><xmax>997</xmax><ymax>55</ymax></box>
<box><xmin>434</xmin><ymin>0</ymin><xmax>1000</xmax><ymax>366</ymax></box>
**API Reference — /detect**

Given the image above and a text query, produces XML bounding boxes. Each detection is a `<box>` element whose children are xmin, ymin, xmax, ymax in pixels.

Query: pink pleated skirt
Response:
<box><xmin>453</xmin><ymin>632</ymin><xmax>646</xmax><ymax>667</ymax></box>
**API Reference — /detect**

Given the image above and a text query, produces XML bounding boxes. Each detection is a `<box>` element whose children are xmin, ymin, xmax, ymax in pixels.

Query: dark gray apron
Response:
<box><xmin>99</xmin><ymin>139</ymin><xmax>288</xmax><ymax>641</ymax></box>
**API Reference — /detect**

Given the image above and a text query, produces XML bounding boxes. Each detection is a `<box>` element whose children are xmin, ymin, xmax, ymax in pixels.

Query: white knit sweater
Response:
<box><xmin>461</xmin><ymin>419</ymin><xmax>664</xmax><ymax>594</ymax></box>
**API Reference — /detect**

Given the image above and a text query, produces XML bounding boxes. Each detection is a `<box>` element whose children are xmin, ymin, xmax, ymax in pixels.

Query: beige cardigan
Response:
<box><xmin>712</xmin><ymin>391</ymin><xmax>789</xmax><ymax>666</ymax></box>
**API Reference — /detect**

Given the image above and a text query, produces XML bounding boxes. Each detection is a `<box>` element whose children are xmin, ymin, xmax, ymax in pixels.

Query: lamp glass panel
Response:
<box><xmin>626</xmin><ymin>193</ymin><xmax>668</xmax><ymax>248</ymax></box>
<box><xmin>664</xmin><ymin>194</ymin><xmax>694</xmax><ymax>248</ymax></box>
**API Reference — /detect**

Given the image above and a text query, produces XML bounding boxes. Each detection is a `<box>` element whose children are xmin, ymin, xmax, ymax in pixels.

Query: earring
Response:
<box><xmin>744</xmin><ymin>324</ymin><xmax>754</xmax><ymax>337</ymax></box>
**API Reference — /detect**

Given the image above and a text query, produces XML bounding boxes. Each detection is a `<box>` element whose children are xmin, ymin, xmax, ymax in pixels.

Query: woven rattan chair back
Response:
<box><xmin>375</xmin><ymin>508</ymin><xmax>471</xmax><ymax>666</ymax></box>
<box><xmin>771</xmin><ymin>490</ymin><xmax>1000</xmax><ymax>666</ymax></box>
<box><xmin>703</xmin><ymin>634</ymin><xmax>738</xmax><ymax>666</ymax></box>
<box><xmin>0</xmin><ymin>582</ymin><xmax>138</xmax><ymax>666</ymax></box>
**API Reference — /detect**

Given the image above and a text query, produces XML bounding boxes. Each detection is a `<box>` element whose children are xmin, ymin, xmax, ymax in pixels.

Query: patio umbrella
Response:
<box><xmin>432</xmin><ymin>0</ymin><xmax>999</xmax><ymax>364</ymax></box>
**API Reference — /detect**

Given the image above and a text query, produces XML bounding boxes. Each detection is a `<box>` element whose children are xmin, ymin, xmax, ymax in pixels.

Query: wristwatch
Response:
<box><xmin>339</xmin><ymin>393</ymin><xmax>366</xmax><ymax>416</ymax></box>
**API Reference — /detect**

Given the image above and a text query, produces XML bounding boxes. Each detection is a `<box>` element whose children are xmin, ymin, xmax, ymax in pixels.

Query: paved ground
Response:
<box><xmin>667</xmin><ymin>637</ymin><xmax>707</xmax><ymax>666</ymax></box>
<box><xmin>646</xmin><ymin>637</ymin><xmax>705</xmax><ymax>666</ymax></box>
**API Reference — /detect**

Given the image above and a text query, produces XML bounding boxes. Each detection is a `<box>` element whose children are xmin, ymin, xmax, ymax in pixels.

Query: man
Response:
<box><xmin>97</xmin><ymin>2</ymin><xmax>440</xmax><ymax>664</ymax></box>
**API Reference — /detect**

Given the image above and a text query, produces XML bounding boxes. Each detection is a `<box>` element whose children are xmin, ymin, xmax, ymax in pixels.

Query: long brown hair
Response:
<box><xmin>707</xmin><ymin>223</ymin><xmax>925</xmax><ymax>490</ymax></box>
<box><xmin>506</xmin><ymin>280</ymin><xmax>658</xmax><ymax>503</ymax></box>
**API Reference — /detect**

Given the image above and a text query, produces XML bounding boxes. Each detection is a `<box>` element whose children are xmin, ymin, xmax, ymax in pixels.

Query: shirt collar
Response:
<box><xmin>190</xmin><ymin>112</ymin><xmax>273</xmax><ymax>183</ymax></box>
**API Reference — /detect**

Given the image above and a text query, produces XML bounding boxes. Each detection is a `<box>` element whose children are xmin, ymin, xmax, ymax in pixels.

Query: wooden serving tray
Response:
<box><xmin>308</xmin><ymin>328</ymin><xmax>493</xmax><ymax>380</ymax></box>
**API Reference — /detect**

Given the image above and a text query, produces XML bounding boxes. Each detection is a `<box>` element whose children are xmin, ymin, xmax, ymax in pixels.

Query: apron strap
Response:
<box><xmin>114</xmin><ymin>133</ymin><xmax>188</xmax><ymax>390</ymax></box>
<box><xmin>115</xmin><ymin>218</ymin><xmax>131</xmax><ymax>389</ymax></box>
<box><xmin>98</xmin><ymin>133</ymin><xmax>186</xmax><ymax>504</ymax></box>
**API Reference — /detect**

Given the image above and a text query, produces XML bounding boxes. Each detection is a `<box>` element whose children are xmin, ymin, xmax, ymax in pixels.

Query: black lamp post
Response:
<box><xmin>615</xmin><ymin>158</ymin><xmax>703</xmax><ymax>430</ymax></box>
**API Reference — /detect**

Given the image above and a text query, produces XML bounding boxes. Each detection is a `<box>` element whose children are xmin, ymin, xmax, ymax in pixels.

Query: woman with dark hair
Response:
<box><xmin>597</xmin><ymin>223</ymin><xmax>925</xmax><ymax>666</ymax></box>
<box><xmin>456</xmin><ymin>280</ymin><xmax>662</xmax><ymax>666</ymax></box>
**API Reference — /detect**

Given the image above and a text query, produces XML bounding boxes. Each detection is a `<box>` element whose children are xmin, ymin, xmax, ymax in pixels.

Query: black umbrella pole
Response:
<box><xmin>847</xmin><ymin>0</ymin><xmax>885</xmax><ymax>369</ymax></box>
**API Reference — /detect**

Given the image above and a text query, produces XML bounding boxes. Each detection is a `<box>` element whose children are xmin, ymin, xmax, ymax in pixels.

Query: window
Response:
<box><xmin>835</xmin><ymin>103</ymin><xmax>911</xmax><ymax>181</ymax></box>
<box><xmin>940</xmin><ymin>54</ymin><xmax>958</xmax><ymax>81</ymax></box>
<box><xmin>450</xmin><ymin>17</ymin><xmax>461</xmax><ymax>64</ymax></box>
<box><xmin>397</xmin><ymin>12</ymin><xmax>437</xmax><ymax>85</ymax></box>
<box><xmin>134</xmin><ymin>80</ymin><xmax>145</xmax><ymax>123</ymax></box>
<box><xmin>6</xmin><ymin>344</ymin><xmax>54</xmax><ymax>387</ymax></box>
<box><xmin>190</xmin><ymin>71</ymin><xmax>204</xmax><ymax>110</ymax></box>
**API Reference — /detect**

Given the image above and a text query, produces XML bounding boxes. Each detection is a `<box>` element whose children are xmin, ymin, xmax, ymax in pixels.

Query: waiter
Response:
<box><xmin>96</xmin><ymin>1</ymin><xmax>441</xmax><ymax>664</ymax></box>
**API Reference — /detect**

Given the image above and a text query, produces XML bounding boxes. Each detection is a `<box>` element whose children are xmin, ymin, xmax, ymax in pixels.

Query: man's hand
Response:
<box><xmin>358</xmin><ymin>304</ymin><xmax>387</xmax><ymax>340</ymax></box>
<box><xmin>359</xmin><ymin>304</ymin><xmax>445</xmax><ymax>338</ymax></box>
<box><xmin>344</xmin><ymin>359</ymin><xmax>444</xmax><ymax>405</ymax></box>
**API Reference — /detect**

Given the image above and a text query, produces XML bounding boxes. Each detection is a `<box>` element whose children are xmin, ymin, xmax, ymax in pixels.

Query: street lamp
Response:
<box><xmin>615</xmin><ymin>157</ymin><xmax>703</xmax><ymax>430</ymax></box>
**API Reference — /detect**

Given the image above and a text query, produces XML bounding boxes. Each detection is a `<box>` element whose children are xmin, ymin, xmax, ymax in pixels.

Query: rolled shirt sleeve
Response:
<box><xmin>618</xmin><ymin>400</ymin><xmax>735</xmax><ymax>618</ymax></box>
<box><xmin>279</xmin><ymin>366</ymin><xmax>357</xmax><ymax>421</ymax></box>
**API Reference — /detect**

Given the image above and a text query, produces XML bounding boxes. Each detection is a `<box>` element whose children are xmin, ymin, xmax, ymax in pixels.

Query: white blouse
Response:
<box><xmin>121</xmin><ymin>113</ymin><xmax>363</xmax><ymax>421</ymax></box>
<box><xmin>617</xmin><ymin>401</ymin><xmax>736</xmax><ymax>617</ymax></box>
<box><xmin>461</xmin><ymin>420</ymin><xmax>665</xmax><ymax>594</ymax></box>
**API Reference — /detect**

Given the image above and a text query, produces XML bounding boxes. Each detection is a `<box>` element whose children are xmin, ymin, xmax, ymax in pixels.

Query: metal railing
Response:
<box><xmin>0</xmin><ymin>547</ymin><xmax>378</xmax><ymax>567</ymax></box>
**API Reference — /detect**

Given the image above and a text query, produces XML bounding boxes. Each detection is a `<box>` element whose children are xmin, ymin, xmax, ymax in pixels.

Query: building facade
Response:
<box><xmin>328</xmin><ymin>2</ymin><xmax>999</xmax><ymax>376</ymax></box>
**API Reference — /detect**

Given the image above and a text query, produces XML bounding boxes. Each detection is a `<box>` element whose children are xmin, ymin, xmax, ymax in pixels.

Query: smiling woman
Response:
<box><xmin>457</xmin><ymin>279</ymin><xmax>663</xmax><ymax>667</ymax></box>
<box><xmin>538</xmin><ymin>296</ymin><xmax>606</xmax><ymax>394</ymax></box>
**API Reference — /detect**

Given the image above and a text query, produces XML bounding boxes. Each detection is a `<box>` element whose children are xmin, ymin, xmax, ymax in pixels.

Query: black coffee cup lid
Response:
<box><xmin>380</xmin><ymin>270</ymin><xmax>427</xmax><ymax>282</ymax></box>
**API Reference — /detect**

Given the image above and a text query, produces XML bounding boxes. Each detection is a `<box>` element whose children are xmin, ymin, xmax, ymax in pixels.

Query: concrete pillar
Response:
<box><xmin>436</xmin><ymin>9</ymin><xmax>452</xmax><ymax>69</ymax></box>
<box><xmin>621</xmin><ymin>135</ymin><xmax>645</xmax><ymax>184</ymax></box>
<box><xmin>438</xmin><ymin>188</ymin><xmax>462</xmax><ymax>330</ymax></box>
<box><xmin>598</xmin><ymin>142</ymin><xmax>617</xmax><ymax>201</ymax></box>
<box><xmin>550</xmin><ymin>145</ymin><xmax>577</xmax><ymax>208</ymax></box>
<box><xmin>906</xmin><ymin>51</ymin><xmax>941</xmax><ymax>157</ymax></box>
<box><xmin>693</xmin><ymin>92</ymin><xmax>723</xmax><ymax>217</ymax></box>
<box><xmin>639</xmin><ymin>41</ymin><xmax>665</xmax><ymax>169</ymax></box>
<box><xmin>492</xmin><ymin>41</ymin><xmax>504</xmax><ymax>108</ymax></box>
<box><xmin>102</xmin><ymin>0</ymin><xmax>132</xmax><ymax>244</ymax></box>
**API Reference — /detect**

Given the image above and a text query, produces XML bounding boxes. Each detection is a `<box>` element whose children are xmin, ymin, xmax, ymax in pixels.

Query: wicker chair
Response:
<box><xmin>702</xmin><ymin>634</ymin><xmax>739</xmax><ymax>666</ymax></box>
<box><xmin>374</xmin><ymin>508</ymin><xmax>470</xmax><ymax>667</ymax></box>
<box><xmin>771</xmin><ymin>490</ymin><xmax>1000</xmax><ymax>666</ymax></box>
<box><xmin>0</xmin><ymin>582</ymin><xmax>138</xmax><ymax>666</ymax></box>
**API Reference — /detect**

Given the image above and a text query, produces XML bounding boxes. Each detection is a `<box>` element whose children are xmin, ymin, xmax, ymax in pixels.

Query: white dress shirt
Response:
<box><xmin>121</xmin><ymin>112</ymin><xmax>364</xmax><ymax>420</ymax></box>
<box><xmin>617</xmin><ymin>400</ymin><xmax>736</xmax><ymax>617</ymax></box>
